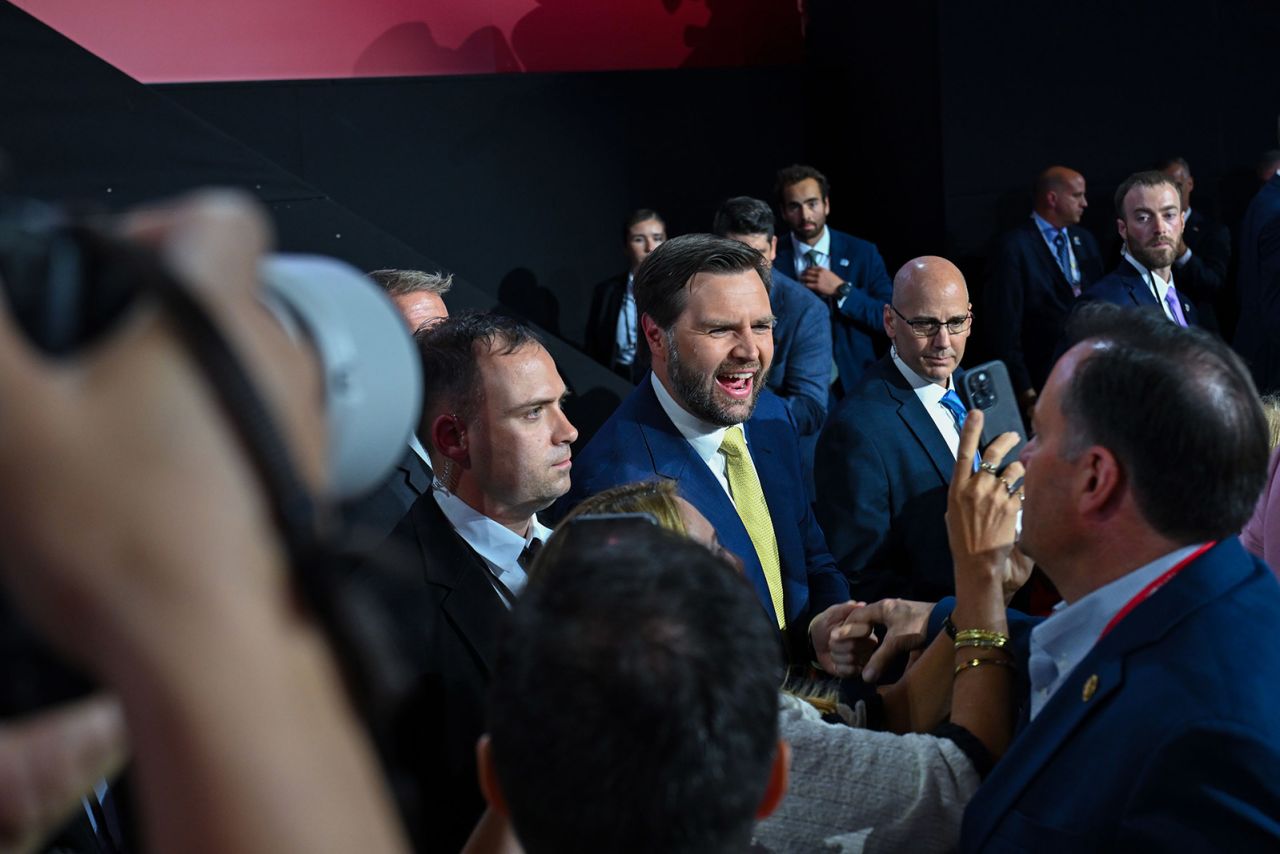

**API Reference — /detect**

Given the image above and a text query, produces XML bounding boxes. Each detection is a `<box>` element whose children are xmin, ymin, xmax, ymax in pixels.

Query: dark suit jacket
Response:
<box><xmin>775</xmin><ymin>229</ymin><xmax>892</xmax><ymax>398</ymax></box>
<box><xmin>1175</xmin><ymin>208</ymin><xmax>1232</xmax><ymax>334</ymax></box>
<box><xmin>338</xmin><ymin>446</ymin><xmax>433</xmax><ymax>557</ymax></box>
<box><xmin>962</xmin><ymin>539</ymin><xmax>1280</xmax><ymax>851</ymax></box>
<box><xmin>350</xmin><ymin>493</ymin><xmax>508</xmax><ymax>854</ymax></box>
<box><xmin>561</xmin><ymin>380</ymin><xmax>849</xmax><ymax>661</ymax></box>
<box><xmin>1234</xmin><ymin>175</ymin><xmax>1280</xmax><ymax>393</ymax></box>
<box><xmin>815</xmin><ymin>356</ymin><xmax>958</xmax><ymax>602</ymax></box>
<box><xmin>768</xmin><ymin>268</ymin><xmax>832</xmax><ymax>498</ymax></box>
<box><xmin>1079</xmin><ymin>259</ymin><xmax>1200</xmax><ymax>326</ymax></box>
<box><xmin>984</xmin><ymin>220</ymin><xmax>1103</xmax><ymax>397</ymax></box>
<box><xmin>583</xmin><ymin>272</ymin><xmax>646</xmax><ymax>382</ymax></box>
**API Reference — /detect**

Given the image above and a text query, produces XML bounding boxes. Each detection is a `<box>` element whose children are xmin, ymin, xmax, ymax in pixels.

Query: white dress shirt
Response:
<box><xmin>1027</xmin><ymin>544</ymin><xmax>1203</xmax><ymax>719</ymax></box>
<box><xmin>1121</xmin><ymin>249</ymin><xmax>1181</xmax><ymax>323</ymax></box>
<box><xmin>651</xmin><ymin>372</ymin><xmax>762</xmax><ymax>506</ymax></box>
<box><xmin>432</xmin><ymin>488</ymin><xmax>551</xmax><ymax>604</ymax></box>
<box><xmin>890</xmin><ymin>346</ymin><xmax>961</xmax><ymax>458</ymax></box>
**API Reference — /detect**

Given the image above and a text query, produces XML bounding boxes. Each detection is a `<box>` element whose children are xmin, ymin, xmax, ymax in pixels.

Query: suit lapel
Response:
<box><xmin>1025</xmin><ymin>220</ymin><xmax>1076</xmax><ymax>301</ymax></box>
<box><xmin>632</xmin><ymin>383</ymin><xmax>775</xmax><ymax>618</ymax></box>
<box><xmin>967</xmin><ymin>540</ymin><xmax>1256</xmax><ymax>848</ymax></box>
<box><xmin>411</xmin><ymin>495</ymin><xmax>506</xmax><ymax>675</ymax></box>
<box><xmin>878</xmin><ymin>362</ymin><xmax>955</xmax><ymax>483</ymax></box>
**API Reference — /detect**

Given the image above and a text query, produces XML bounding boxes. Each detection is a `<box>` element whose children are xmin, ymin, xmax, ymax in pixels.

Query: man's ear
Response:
<box><xmin>1078</xmin><ymin>445</ymin><xmax>1124</xmax><ymax>521</ymax></box>
<box><xmin>641</xmin><ymin>314</ymin><xmax>666</xmax><ymax>361</ymax></box>
<box><xmin>882</xmin><ymin>304</ymin><xmax>897</xmax><ymax>340</ymax></box>
<box><xmin>1116</xmin><ymin>217</ymin><xmax>1128</xmax><ymax>242</ymax></box>
<box><xmin>767</xmin><ymin>235</ymin><xmax>778</xmax><ymax>263</ymax></box>
<box><xmin>475</xmin><ymin>735</ymin><xmax>510</xmax><ymax>818</ymax></box>
<box><xmin>755</xmin><ymin>739</ymin><xmax>791</xmax><ymax>819</ymax></box>
<box><xmin>431</xmin><ymin>412</ymin><xmax>469</xmax><ymax>467</ymax></box>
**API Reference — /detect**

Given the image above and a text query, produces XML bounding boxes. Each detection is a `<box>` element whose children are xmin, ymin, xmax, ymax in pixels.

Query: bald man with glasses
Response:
<box><xmin>816</xmin><ymin>256</ymin><xmax>977</xmax><ymax>604</ymax></box>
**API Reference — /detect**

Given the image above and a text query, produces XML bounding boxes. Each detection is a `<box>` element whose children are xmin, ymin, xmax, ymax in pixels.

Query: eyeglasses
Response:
<box><xmin>889</xmin><ymin>304</ymin><xmax>973</xmax><ymax>338</ymax></box>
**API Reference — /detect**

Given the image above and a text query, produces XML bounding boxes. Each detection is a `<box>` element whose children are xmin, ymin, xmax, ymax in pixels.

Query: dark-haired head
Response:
<box><xmin>1059</xmin><ymin>303</ymin><xmax>1268</xmax><ymax>542</ymax></box>
<box><xmin>483</xmin><ymin>526</ymin><xmax>784</xmax><ymax>854</ymax></box>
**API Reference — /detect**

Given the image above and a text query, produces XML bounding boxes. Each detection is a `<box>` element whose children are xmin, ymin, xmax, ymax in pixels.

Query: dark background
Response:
<box><xmin>3</xmin><ymin>0</ymin><xmax>1279</xmax><ymax>441</ymax></box>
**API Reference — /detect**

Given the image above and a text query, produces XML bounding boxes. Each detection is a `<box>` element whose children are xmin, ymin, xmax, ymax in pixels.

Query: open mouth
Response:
<box><xmin>716</xmin><ymin>370</ymin><xmax>755</xmax><ymax>399</ymax></box>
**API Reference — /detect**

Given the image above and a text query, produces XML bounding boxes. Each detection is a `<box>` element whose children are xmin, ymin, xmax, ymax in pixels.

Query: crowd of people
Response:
<box><xmin>4</xmin><ymin>151</ymin><xmax>1280</xmax><ymax>854</ymax></box>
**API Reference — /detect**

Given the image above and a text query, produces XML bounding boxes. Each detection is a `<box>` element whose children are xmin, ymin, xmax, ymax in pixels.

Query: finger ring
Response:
<box><xmin>1017</xmin><ymin>490</ymin><xmax>1025</xmax><ymax>502</ymax></box>
<box><xmin>978</xmin><ymin>462</ymin><xmax>1000</xmax><ymax>476</ymax></box>
<box><xmin>1005</xmin><ymin>481</ymin><xmax>1018</xmax><ymax>496</ymax></box>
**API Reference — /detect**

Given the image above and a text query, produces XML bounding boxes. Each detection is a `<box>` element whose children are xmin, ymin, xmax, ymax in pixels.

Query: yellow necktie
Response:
<box><xmin>719</xmin><ymin>426</ymin><xmax>785</xmax><ymax>628</ymax></box>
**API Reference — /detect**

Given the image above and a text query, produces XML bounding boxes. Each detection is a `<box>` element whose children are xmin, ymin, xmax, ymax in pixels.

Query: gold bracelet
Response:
<box><xmin>953</xmin><ymin>628</ymin><xmax>1010</xmax><ymax>648</ymax></box>
<box><xmin>954</xmin><ymin>657</ymin><xmax>1016</xmax><ymax>676</ymax></box>
<box><xmin>954</xmin><ymin>637</ymin><xmax>1013</xmax><ymax>652</ymax></box>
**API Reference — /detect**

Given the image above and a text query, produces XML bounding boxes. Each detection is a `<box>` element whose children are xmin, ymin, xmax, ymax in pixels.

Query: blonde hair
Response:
<box><xmin>559</xmin><ymin>480</ymin><xmax>687</xmax><ymax>535</ymax></box>
<box><xmin>1262</xmin><ymin>394</ymin><xmax>1280</xmax><ymax>451</ymax></box>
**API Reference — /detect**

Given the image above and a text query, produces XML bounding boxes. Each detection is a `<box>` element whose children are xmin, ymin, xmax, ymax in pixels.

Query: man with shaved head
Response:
<box><xmin>816</xmin><ymin>256</ymin><xmax>977</xmax><ymax>602</ymax></box>
<box><xmin>984</xmin><ymin>165</ymin><xmax>1104</xmax><ymax>418</ymax></box>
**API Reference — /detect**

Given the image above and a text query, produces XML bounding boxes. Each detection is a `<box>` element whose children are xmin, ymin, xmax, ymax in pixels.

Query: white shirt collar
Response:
<box><xmin>650</xmin><ymin>372</ymin><xmax>728</xmax><ymax>468</ymax></box>
<box><xmin>1027</xmin><ymin>543</ymin><xmax>1203</xmax><ymax>719</ymax></box>
<box><xmin>432</xmin><ymin>488</ymin><xmax>551</xmax><ymax>599</ymax></box>
<box><xmin>1122</xmin><ymin>247</ymin><xmax>1176</xmax><ymax>300</ymax></box>
<box><xmin>890</xmin><ymin>345</ymin><xmax>952</xmax><ymax>394</ymax></box>
<box><xmin>790</xmin><ymin>225</ymin><xmax>831</xmax><ymax>262</ymax></box>
<box><xmin>408</xmin><ymin>432</ymin><xmax>430</xmax><ymax>464</ymax></box>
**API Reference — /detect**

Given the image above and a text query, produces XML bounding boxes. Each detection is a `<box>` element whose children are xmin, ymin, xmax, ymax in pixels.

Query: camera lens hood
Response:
<box><xmin>260</xmin><ymin>255</ymin><xmax>422</xmax><ymax>499</ymax></box>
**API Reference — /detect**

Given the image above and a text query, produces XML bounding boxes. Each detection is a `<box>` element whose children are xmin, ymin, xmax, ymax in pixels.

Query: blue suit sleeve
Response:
<box><xmin>814</xmin><ymin>410</ymin><xmax>898</xmax><ymax>601</ymax></box>
<box><xmin>775</xmin><ymin>291</ymin><xmax>832</xmax><ymax>436</ymax></box>
<box><xmin>1117</xmin><ymin>723</ymin><xmax>1280</xmax><ymax>847</ymax></box>
<box><xmin>835</xmin><ymin>244</ymin><xmax>893</xmax><ymax>334</ymax></box>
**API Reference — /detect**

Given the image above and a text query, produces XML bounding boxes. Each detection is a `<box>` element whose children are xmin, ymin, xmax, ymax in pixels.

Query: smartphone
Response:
<box><xmin>956</xmin><ymin>360</ymin><xmax>1027</xmax><ymax>472</ymax></box>
<box><xmin>560</xmin><ymin>512</ymin><xmax>660</xmax><ymax>551</ymax></box>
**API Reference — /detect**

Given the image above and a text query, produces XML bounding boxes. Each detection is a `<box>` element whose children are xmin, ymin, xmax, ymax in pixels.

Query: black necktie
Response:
<box><xmin>518</xmin><ymin>537</ymin><xmax>543</xmax><ymax>570</ymax></box>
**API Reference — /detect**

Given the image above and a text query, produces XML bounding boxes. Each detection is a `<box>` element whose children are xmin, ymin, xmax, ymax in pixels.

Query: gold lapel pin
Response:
<box><xmin>1082</xmin><ymin>674</ymin><xmax>1099</xmax><ymax>702</ymax></box>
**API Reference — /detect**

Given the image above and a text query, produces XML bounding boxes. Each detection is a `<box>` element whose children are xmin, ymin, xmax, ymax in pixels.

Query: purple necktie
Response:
<box><xmin>1164</xmin><ymin>286</ymin><xmax>1188</xmax><ymax>327</ymax></box>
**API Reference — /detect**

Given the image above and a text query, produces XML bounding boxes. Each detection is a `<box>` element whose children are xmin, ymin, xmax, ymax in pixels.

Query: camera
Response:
<box><xmin>0</xmin><ymin>194</ymin><xmax>422</xmax><ymax>498</ymax></box>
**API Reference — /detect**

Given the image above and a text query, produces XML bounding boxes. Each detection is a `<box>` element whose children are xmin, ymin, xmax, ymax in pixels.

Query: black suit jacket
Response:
<box><xmin>338</xmin><ymin>447</ymin><xmax>433</xmax><ymax>557</ymax></box>
<box><xmin>815</xmin><ymin>356</ymin><xmax>960</xmax><ymax>602</ymax></box>
<box><xmin>984</xmin><ymin>220</ymin><xmax>1104</xmax><ymax>396</ymax></box>
<box><xmin>1079</xmin><ymin>260</ymin><xmax>1200</xmax><ymax>326</ymax></box>
<box><xmin>1175</xmin><ymin>208</ymin><xmax>1232</xmax><ymax>334</ymax></box>
<box><xmin>583</xmin><ymin>272</ymin><xmax>647</xmax><ymax>381</ymax></box>
<box><xmin>351</xmin><ymin>492</ymin><xmax>508</xmax><ymax>854</ymax></box>
<box><xmin>1234</xmin><ymin>175</ymin><xmax>1280</xmax><ymax>392</ymax></box>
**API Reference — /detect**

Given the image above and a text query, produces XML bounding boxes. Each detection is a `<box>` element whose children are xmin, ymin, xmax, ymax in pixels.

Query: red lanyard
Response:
<box><xmin>1098</xmin><ymin>541</ymin><xmax>1216</xmax><ymax>640</ymax></box>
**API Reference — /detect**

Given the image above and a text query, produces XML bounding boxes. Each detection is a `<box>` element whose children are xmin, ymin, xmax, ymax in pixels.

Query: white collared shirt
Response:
<box><xmin>790</xmin><ymin>226</ymin><xmax>831</xmax><ymax>277</ymax></box>
<box><xmin>432</xmin><ymin>488</ymin><xmax>551</xmax><ymax>605</ymax></box>
<box><xmin>1031</xmin><ymin>212</ymin><xmax>1080</xmax><ymax>284</ymax></box>
<box><xmin>889</xmin><ymin>346</ymin><xmax>961</xmax><ymax>459</ymax></box>
<box><xmin>1121</xmin><ymin>249</ymin><xmax>1180</xmax><ymax>323</ymax></box>
<box><xmin>614</xmin><ymin>273</ymin><xmax>638</xmax><ymax>366</ymax></box>
<box><xmin>408</xmin><ymin>432</ymin><xmax>431</xmax><ymax>465</ymax></box>
<box><xmin>651</xmin><ymin>372</ymin><xmax>757</xmax><ymax>505</ymax></box>
<box><xmin>1027</xmin><ymin>544</ymin><xmax>1203</xmax><ymax>719</ymax></box>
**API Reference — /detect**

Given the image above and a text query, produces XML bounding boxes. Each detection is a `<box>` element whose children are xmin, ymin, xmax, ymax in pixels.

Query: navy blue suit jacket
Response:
<box><xmin>767</xmin><ymin>268</ymin><xmax>832</xmax><ymax>498</ymax></box>
<box><xmin>562</xmin><ymin>379</ymin><xmax>849</xmax><ymax>658</ymax></box>
<box><xmin>1234</xmin><ymin>174</ymin><xmax>1280</xmax><ymax>393</ymax></box>
<box><xmin>1175</xmin><ymin>208</ymin><xmax>1232</xmax><ymax>334</ymax></box>
<box><xmin>984</xmin><ymin>220</ymin><xmax>1104</xmax><ymax>396</ymax></box>
<box><xmin>775</xmin><ymin>228</ymin><xmax>892</xmax><ymax>397</ymax></box>
<box><xmin>815</xmin><ymin>356</ymin><xmax>958</xmax><ymax>602</ymax></box>
<box><xmin>962</xmin><ymin>539</ymin><xmax>1280</xmax><ymax>851</ymax></box>
<box><xmin>1078</xmin><ymin>259</ymin><xmax>1200</xmax><ymax>326</ymax></box>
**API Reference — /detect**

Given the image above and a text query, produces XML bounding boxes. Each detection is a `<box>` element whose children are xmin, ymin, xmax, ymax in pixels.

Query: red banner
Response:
<box><xmin>12</xmin><ymin>0</ymin><xmax>803</xmax><ymax>82</ymax></box>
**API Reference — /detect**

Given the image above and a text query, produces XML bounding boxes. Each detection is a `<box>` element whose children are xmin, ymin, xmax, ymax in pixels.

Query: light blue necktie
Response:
<box><xmin>939</xmin><ymin>389</ymin><xmax>979</xmax><ymax>471</ymax></box>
